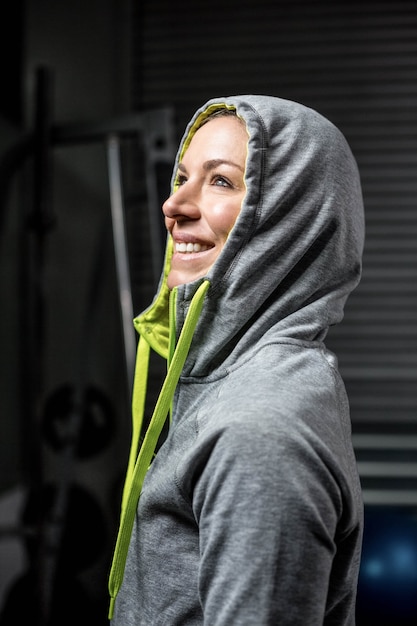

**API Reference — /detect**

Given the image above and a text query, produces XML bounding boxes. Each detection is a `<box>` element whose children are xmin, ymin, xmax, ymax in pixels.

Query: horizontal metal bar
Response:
<box><xmin>353</xmin><ymin>434</ymin><xmax>417</xmax><ymax>449</ymax></box>
<box><xmin>50</xmin><ymin>108</ymin><xmax>173</xmax><ymax>146</ymax></box>
<box><xmin>362</xmin><ymin>490</ymin><xmax>417</xmax><ymax>506</ymax></box>
<box><xmin>358</xmin><ymin>462</ymin><xmax>417</xmax><ymax>477</ymax></box>
<box><xmin>340</xmin><ymin>367</ymin><xmax>417</xmax><ymax>380</ymax></box>
<box><xmin>51</xmin><ymin>115</ymin><xmax>145</xmax><ymax>144</ymax></box>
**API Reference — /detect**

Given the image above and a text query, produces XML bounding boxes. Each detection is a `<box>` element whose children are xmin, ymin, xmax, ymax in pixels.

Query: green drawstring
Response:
<box><xmin>120</xmin><ymin>335</ymin><xmax>150</xmax><ymax>512</ymax></box>
<box><xmin>108</xmin><ymin>280</ymin><xmax>210</xmax><ymax>620</ymax></box>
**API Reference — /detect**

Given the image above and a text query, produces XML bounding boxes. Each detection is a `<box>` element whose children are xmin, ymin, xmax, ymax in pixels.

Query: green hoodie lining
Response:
<box><xmin>133</xmin><ymin>238</ymin><xmax>174</xmax><ymax>360</ymax></box>
<box><xmin>108</xmin><ymin>279</ymin><xmax>210</xmax><ymax>619</ymax></box>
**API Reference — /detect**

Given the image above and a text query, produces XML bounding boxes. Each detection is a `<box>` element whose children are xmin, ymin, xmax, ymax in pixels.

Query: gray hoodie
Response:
<box><xmin>109</xmin><ymin>95</ymin><xmax>365</xmax><ymax>625</ymax></box>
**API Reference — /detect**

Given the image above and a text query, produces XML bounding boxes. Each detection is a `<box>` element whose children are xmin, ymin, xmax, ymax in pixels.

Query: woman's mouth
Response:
<box><xmin>175</xmin><ymin>242</ymin><xmax>210</xmax><ymax>253</ymax></box>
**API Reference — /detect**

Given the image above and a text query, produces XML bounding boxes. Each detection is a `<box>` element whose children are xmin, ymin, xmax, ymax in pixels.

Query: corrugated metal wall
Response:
<box><xmin>131</xmin><ymin>0</ymin><xmax>417</xmax><ymax>506</ymax></box>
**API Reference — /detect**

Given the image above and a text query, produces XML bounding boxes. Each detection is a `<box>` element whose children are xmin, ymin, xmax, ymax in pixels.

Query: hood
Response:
<box><xmin>136</xmin><ymin>94</ymin><xmax>364</xmax><ymax>377</ymax></box>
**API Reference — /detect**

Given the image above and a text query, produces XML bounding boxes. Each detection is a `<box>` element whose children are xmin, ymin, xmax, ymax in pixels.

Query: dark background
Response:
<box><xmin>1</xmin><ymin>1</ymin><xmax>417</xmax><ymax>624</ymax></box>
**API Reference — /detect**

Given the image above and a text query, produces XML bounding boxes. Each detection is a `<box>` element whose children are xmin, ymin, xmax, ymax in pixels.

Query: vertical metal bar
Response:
<box><xmin>29</xmin><ymin>65</ymin><xmax>55</xmax><ymax>626</ymax></box>
<box><xmin>106</xmin><ymin>134</ymin><xmax>136</xmax><ymax>395</ymax></box>
<box><xmin>142</xmin><ymin>108</ymin><xmax>176</xmax><ymax>286</ymax></box>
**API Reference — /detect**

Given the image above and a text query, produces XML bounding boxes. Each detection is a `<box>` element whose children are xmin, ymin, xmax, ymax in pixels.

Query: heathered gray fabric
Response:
<box><xmin>112</xmin><ymin>95</ymin><xmax>364</xmax><ymax>625</ymax></box>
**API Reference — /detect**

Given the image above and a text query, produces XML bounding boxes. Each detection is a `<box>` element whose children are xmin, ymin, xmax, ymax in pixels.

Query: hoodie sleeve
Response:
<box><xmin>192</xmin><ymin>414</ymin><xmax>353</xmax><ymax>626</ymax></box>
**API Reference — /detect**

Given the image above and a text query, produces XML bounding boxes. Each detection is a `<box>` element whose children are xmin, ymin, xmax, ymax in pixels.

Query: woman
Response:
<box><xmin>108</xmin><ymin>95</ymin><xmax>365</xmax><ymax>625</ymax></box>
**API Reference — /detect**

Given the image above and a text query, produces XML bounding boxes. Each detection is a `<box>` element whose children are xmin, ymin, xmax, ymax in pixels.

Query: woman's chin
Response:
<box><xmin>167</xmin><ymin>267</ymin><xmax>207</xmax><ymax>290</ymax></box>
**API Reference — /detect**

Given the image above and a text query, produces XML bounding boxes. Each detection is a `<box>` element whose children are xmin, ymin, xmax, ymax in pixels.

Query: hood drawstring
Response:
<box><xmin>108</xmin><ymin>280</ymin><xmax>210</xmax><ymax>619</ymax></box>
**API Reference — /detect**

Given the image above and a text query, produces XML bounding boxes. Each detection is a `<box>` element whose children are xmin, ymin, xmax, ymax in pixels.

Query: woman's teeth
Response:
<box><xmin>176</xmin><ymin>242</ymin><xmax>208</xmax><ymax>253</ymax></box>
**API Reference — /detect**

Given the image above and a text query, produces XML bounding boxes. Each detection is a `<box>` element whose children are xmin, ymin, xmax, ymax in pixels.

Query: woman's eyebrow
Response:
<box><xmin>177</xmin><ymin>159</ymin><xmax>244</xmax><ymax>173</ymax></box>
<box><xmin>203</xmin><ymin>158</ymin><xmax>244</xmax><ymax>173</ymax></box>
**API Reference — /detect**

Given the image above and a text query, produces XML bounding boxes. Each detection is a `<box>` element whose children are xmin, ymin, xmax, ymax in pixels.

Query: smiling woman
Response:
<box><xmin>108</xmin><ymin>95</ymin><xmax>365</xmax><ymax>626</ymax></box>
<box><xmin>162</xmin><ymin>112</ymin><xmax>248</xmax><ymax>289</ymax></box>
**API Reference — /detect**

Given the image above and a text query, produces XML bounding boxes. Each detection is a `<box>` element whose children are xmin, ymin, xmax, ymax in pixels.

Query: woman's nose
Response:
<box><xmin>162</xmin><ymin>183</ymin><xmax>200</xmax><ymax>222</ymax></box>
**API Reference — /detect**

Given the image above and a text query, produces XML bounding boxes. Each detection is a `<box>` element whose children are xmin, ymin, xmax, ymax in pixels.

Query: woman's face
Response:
<box><xmin>162</xmin><ymin>115</ymin><xmax>248</xmax><ymax>289</ymax></box>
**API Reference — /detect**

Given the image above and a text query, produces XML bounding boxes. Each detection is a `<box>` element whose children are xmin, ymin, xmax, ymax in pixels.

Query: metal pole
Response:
<box><xmin>106</xmin><ymin>134</ymin><xmax>136</xmax><ymax>396</ymax></box>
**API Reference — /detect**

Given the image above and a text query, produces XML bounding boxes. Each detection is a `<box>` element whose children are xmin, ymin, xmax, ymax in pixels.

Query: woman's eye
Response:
<box><xmin>213</xmin><ymin>175</ymin><xmax>231</xmax><ymax>188</ymax></box>
<box><xmin>176</xmin><ymin>174</ymin><xmax>187</xmax><ymax>186</ymax></box>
